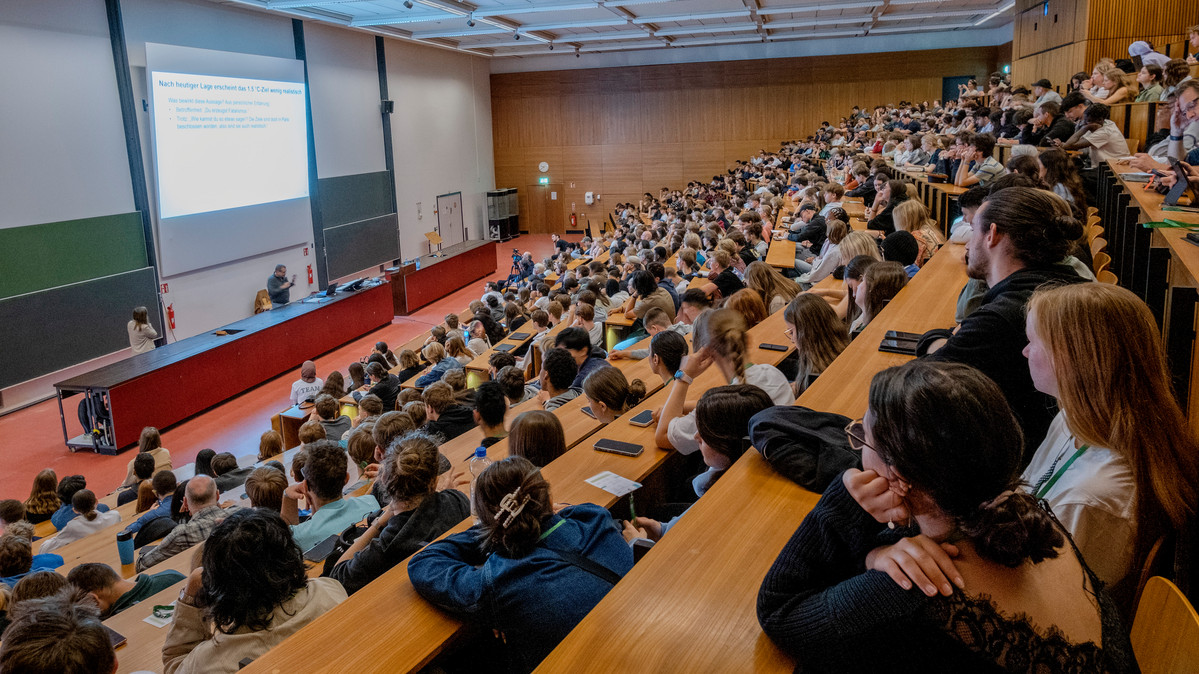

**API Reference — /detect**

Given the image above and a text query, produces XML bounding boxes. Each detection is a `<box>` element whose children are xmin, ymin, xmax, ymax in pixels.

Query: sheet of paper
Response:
<box><xmin>585</xmin><ymin>471</ymin><xmax>641</xmax><ymax>497</ymax></box>
<box><xmin>143</xmin><ymin>601</ymin><xmax>177</xmax><ymax>628</ymax></box>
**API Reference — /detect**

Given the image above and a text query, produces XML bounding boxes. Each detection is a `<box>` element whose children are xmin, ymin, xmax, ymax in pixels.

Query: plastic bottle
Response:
<box><xmin>468</xmin><ymin>446</ymin><xmax>491</xmax><ymax>499</ymax></box>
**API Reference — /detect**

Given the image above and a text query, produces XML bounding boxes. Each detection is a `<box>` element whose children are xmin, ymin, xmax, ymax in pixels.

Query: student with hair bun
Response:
<box><xmin>655</xmin><ymin>309</ymin><xmax>794</xmax><ymax>455</ymax></box>
<box><xmin>759</xmin><ymin>360</ymin><xmax>1136</xmax><ymax>672</ymax></box>
<box><xmin>1023</xmin><ymin>283</ymin><xmax>1199</xmax><ymax>598</ymax></box>
<box><xmin>329</xmin><ymin>431</ymin><xmax>469</xmax><ymax>595</ymax></box>
<box><xmin>409</xmin><ymin>456</ymin><xmax>633</xmax><ymax>672</ymax></box>
<box><xmin>38</xmin><ymin>490</ymin><xmax>120</xmax><ymax>554</ymax></box>
<box><xmin>582</xmin><ymin>367</ymin><xmax>647</xmax><ymax>423</ymax></box>
<box><xmin>924</xmin><ymin>186</ymin><xmax>1087</xmax><ymax>452</ymax></box>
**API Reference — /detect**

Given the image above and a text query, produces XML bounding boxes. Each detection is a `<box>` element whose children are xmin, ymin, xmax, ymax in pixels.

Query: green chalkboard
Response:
<box><xmin>0</xmin><ymin>212</ymin><xmax>148</xmax><ymax>300</ymax></box>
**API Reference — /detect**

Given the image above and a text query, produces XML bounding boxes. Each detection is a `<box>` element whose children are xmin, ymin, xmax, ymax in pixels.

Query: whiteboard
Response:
<box><xmin>436</xmin><ymin>191</ymin><xmax>465</xmax><ymax>247</ymax></box>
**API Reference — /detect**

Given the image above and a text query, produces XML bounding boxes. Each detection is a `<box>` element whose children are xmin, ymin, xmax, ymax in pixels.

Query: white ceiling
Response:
<box><xmin>210</xmin><ymin>0</ymin><xmax>1016</xmax><ymax>59</ymax></box>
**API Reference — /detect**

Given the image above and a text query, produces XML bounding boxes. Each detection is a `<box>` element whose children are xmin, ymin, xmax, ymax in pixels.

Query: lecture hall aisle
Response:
<box><xmin>0</xmin><ymin>236</ymin><xmax>557</xmax><ymax>499</ymax></box>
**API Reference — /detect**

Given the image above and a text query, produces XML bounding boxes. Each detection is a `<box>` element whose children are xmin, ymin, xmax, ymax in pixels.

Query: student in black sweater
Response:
<box><xmin>420</xmin><ymin>382</ymin><xmax>475</xmax><ymax>442</ymax></box>
<box><xmin>329</xmin><ymin>430</ymin><xmax>469</xmax><ymax>595</ymax></box>
<box><xmin>757</xmin><ymin>360</ymin><xmax>1136</xmax><ymax>673</ymax></box>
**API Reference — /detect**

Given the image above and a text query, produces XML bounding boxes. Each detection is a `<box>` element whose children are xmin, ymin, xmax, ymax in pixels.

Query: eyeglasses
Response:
<box><xmin>783</xmin><ymin>326</ymin><xmax>794</xmax><ymax>338</ymax></box>
<box><xmin>844</xmin><ymin>418</ymin><xmax>874</xmax><ymax>453</ymax></box>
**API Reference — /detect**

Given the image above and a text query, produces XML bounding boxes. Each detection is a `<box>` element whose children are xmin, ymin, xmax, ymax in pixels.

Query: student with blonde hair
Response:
<box><xmin>744</xmin><ymin>261</ymin><xmax>800</xmax><ymax>314</ymax></box>
<box><xmin>655</xmin><ymin>309</ymin><xmax>794</xmax><ymax>454</ymax></box>
<box><xmin>445</xmin><ymin>335</ymin><xmax>476</xmax><ymax>366</ymax></box>
<box><xmin>416</xmin><ymin>341</ymin><xmax>463</xmax><ymax>388</ymax></box>
<box><xmin>783</xmin><ymin>294</ymin><xmax>850</xmax><ymax>395</ymax></box>
<box><xmin>892</xmin><ymin>200</ymin><xmax>945</xmax><ymax>267</ymax></box>
<box><xmin>809</xmin><ymin>232</ymin><xmax>882</xmax><ymax>320</ymax></box>
<box><xmin>1020</xmin><ymin>283</ymin><xmax>1199</xmax><ymax>597</ymax></box>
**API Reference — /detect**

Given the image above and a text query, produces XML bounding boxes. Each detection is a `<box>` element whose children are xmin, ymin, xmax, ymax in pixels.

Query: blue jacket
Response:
<box><xmin>409</xmin><ymin>504</ymin><xmax>633</xmax><ymax>672</ymax></box>
<box><xmin>122</xmin><ymin>495</ymin><xmax>174</xmax><ymax>535</ymax></box>
<box><xmin>2</xmin><ymin>553</ymin><xmax>63</xmax><ymax>588</ymax></box>
<box><xmin>50</xmin><ymin>502</ymin><xmax>110</xmax><ymax>531</ymax></box>
<box><xmin>416</xmin><ymin>356</ymin><xmax>464</xmax><ymax>388</ymax></box>
<box><xmin>570</xmin><ymin>354</ymin><xmax>610</xmax><ymax>390</ymax></box>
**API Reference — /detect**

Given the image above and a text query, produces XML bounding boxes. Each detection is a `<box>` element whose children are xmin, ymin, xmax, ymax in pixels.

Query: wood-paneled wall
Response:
<box><xmin>492</xmin><ymin>46</ymin><xmax>999</xmax><ymax>233</ymax></box>
<box><xmin>1012</xmin><ymin>0</ymin><xmax>1198</xmax><ymax>92</ymax></box>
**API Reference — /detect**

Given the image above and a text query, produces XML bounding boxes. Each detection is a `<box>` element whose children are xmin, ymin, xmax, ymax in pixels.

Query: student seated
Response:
<box><xmin>409</xmin><ymin>457</ymin><xmax>633</xmax><ymax>673</ymax></box>
<box><xmin>508</xmin><ymin>410</ymin><xmax>568</xmax><ymax>468</ymax></box>
<box><xmin>117</xmin><ymin>453</ymin><xmax>155</xmax><ymax>506</ymax></box>
<box><xmin>121</xmin><ymin>470</ymin><xmax>178</xmax><ymax>538</ymax></box>
<box><xmin>758</xmin><ymin>361</ymin><xmax>1136</xmax><ymax>672</ymax></box>
<box><xmin>420</xmin><ymin>382</ymin><xmax>476</xmax><ymax>442</ymax></box>
<box><xmin>626</xmin><ymin>385</ymin><xmax>774</xmax><ymax>542</ymax></box>
<box><xmin>0</xmin><ymin>527</ymin><xmax>63</xmax><ymax>589</ymax></box>
<box><xmin>415</xmin><ymin>342</ymin><xmax>463</xmax><ymax>389</ymax></box>
<box><xmin>496</xmin><ymin>365</ymin><xmax>532</xmax><ymax>406</ymax></box>
<box><xmin>39</xmin><ymin>490</ymin><xmax>121</xmax><ymax>554</ymax></box>
<box><xmin>329</xmin><ymin>431</ymin><xmax>470</xmax><ymax>595</ymax></box>
<box><xmin>656</xmin><ymin>309</ymin><xmax>795</xmax><ymax>455</ymax></box>
<box><xmin>122</xmin><ymin>426</ymin><xmax>173</xmax><ymax>488</ymax></box>
<box><xmin>1021</xmin><ymin>283</ymin><xmax>1199</xmax><ymax>596</ymax></box>
<box><xmin>555</xmin><ymin>327</ymin><xmax>608</xmax><ymax>389</ymax></box>
<box><xmin>609</xmin><ymin>306</ymin><xmax>688</xmax><ymax>361</ymax></box>
<box><xmin>314</xmin><ymin>394</ymin><xmax>352</xmax><ymax>441</ymax></box>
<box><xmin>23</xmin><ymin>469</ymin><xmax>60</xmax><ymax>525</ymax></box>
<box><xmin>137</xmin><ymin>476</ymin><xmax>239</xmax><ymax>572</ymax></box>
<box><xmin>245</xmin><ymin>466</ymin><xmax>288</xmax><ymax>512</ymax></box>
<box><xmin>581</xmin><ymin>367</ymin><xmax>647</xmax><ymax>423</ymax></box>
<box><xmin>289</xmin><ymin>360</ymin><xmax>324</xmax><ymax>406</ymax></box>
<box><xmin>67</xmin><ymin>562</ymin><xmax>185</xmax><ymax>618</ymax></box>
<box><xmin>211</xmin><ymin>452</ymin><xmax>255</xmax><ymax>494</ymax></box>
<box><xmin>923</xmin><ymin>186</ymin><xmax>1086</xmax><ymax>453</ymax></box>
<box><xmin>0</xmin><ymin>591</ymin><xmax>116</xmax><ymax>674</ymax></box>
<box><xmin>282</xmin><ymin>440</ymin><xmax>378</xmax><ymax>553</ymax></box>
<box><xmin>526</xmin><ymin>348</ymin><xmax>581</xmax><ymax>411</ymax></box>
<box><xmin>783</xmin><ymin>294</ymin><xmax>850</xmax><ymax>396</ymax></box>
<box><xmin>394</xmin><ymin>349</ymin><xmax>423</xmax><ymax>384</ymax></box>
<box><xmin>162</xmin><ymin>509</ymin><xmax>347</xmax><ymax>672</ymax></box>
<box><xmin>851</xmin><ymin>260</ymin><xmax>908</xmax><ymax>337</ymax></box>
<box><xmin>473</xmin><ymin>382</ymin><xmax>509</xmax><ymax>448</ymax></box>
<box><xmin>49</xmin><ymin>475</ymin><xmax>111</xmax><ymax>531</ymax></box>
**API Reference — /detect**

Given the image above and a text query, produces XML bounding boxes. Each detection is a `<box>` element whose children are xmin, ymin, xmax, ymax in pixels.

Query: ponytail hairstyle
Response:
<box><xmin>72</xmin><ymin>489</ymin><xmax>99</xmax><ymax>522</ymax></box>
<box><xmin>1028</xmin><ymin>283</ymin><xmax>1199</xmax><ymax>565</ymax></box>
<box><xmin>977</xmin><ymin>187</ymin><xmax>1083</xmax><ymax>267</ymax></box>
<box><xmin>869</xmin><ymin>361</ymin><xmax>1062</xmax><ymax>567</ymax></box>
<box><xmin>649</xmin><ymin>330</ymin><xmax>688</xmax><ymax>374</ymax></box>
<box><xmin>702</xmin><ymin>308</ymin><xmax>750</xmax><ymax>381</ymax></box>
<box><xmin>582</xmin><ymin>366</ymin><xmax>647</xmax><ymax>415</ymax></box>
<box><xmin>695</xmin><ymin>385</ymin><xmax>774</xmax><ymax>465</ymax></box>
<box><xmin>473</xmin><ymin>456</ymin><xmax>553</xmax><ymax>558</ymax></box>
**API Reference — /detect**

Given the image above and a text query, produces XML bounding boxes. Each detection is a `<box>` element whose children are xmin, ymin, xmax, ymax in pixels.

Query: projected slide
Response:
<box><xmin>151</xmin><ymin>72</ymin><xmax>308</xmax><ymax>219</ymax></box>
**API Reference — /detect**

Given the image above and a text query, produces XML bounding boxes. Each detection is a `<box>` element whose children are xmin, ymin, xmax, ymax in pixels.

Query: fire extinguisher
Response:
<box><xmin>570</xmin><ymin>213</ymin><xmax>577</xmax><ymax>229</ymax></box>
<box><xmin>307</xmin><ymin>264</ymin><xmax>314</xmax><ymax>284</ymax></box>
<box><xmin>167</xmin><ymin>304</ymin><xmax>176</xmax><ymax>329</ymax></box>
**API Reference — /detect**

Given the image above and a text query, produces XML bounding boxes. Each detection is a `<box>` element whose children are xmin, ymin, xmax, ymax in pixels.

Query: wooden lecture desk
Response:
<box><xmin>538</xmin><ymin>244</ymin><xmax>967</xmax><ymax>673</ymax></box>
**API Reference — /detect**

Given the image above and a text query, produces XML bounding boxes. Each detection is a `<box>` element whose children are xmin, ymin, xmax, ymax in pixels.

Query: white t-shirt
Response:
<box><xmin>290</xmin><ymin>378</ymin><xmax>324</xmax><ymax>406</ymax></box>
<box><xmin>1082</xmin><ymin>119</ymin><xmax>1130</xmax><ymax>165</ymax></box>
<box><xmin>1019</xmin><ymin>411</ymin><xmax>1136</xmax><ymax>587</ymax></box>
<box><xmin>666</xmin><ymin>364</ymin><xmax>795</xmax><ymax>455</ymax></box>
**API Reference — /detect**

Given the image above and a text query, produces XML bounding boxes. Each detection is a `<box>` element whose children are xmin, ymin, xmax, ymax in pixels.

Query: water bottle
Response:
<box><xmin>468</xmin><ymin>446</ymin><xmax>491</xmax><ymax>499</ymax></box>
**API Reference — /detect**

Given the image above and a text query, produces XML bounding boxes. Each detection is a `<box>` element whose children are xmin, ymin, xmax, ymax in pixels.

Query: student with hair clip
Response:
<box><xmin>409</xmin><ymin>456</ymin><xmax>633</xmax><ymax>673</ymax></box>
<box><xmin>330</xmin><ymin>431</ymin><xmax>470</xmax><ymax>595</ymax></box>
<box><xmin>760</xmin><ymin>360</ymin><xmax>1136</xmax><ymax>672</ymax></box>
<box><xmin>655</xmin><ymin>309</ymin><xmax>795</xmax><ymax>455</ymax></box>
<box><xmin>1021</xmin><ymin>283</ymin><xmax>1199</xmax><ymax>598</ymax></box>
<box><xmin>626</xmin><ymin>384</ymin><xmax>774</xmax><ymax>543</ymax></box>
<box><xmin>783</xmin><ymin>294</ymin><xmax>850</xmax><ymax>396</ymax></box>
<box><xmin>508</xmin><ymin>410</ymin><xmax>568</xmax><ymax>468</ymax></box>
<box><xmin>852</xmin><ymin>261</ymin><xmax>908</xmax><ymax>337</ymax></box>
<box><xmin>582</xmin><ymin>367</ymin><xmax>647</xmax><ymax>423</ymax></box>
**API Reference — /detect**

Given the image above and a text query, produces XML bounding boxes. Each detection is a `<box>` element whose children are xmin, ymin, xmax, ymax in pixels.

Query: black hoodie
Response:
<box><xmin>422</xmin><ymin>404</ymin><xmax>477</xmax><ymax>443</ymax></box>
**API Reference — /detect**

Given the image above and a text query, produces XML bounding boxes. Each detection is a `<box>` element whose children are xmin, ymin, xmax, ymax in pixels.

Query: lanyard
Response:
<box><xmin>1033</xmin><ymin>444</ymin><xmax>1089</xmax><ymax>499</ymax></box>
<box><xmin>539</xmin><ymin>518</ymin><xmax>565</xmax><ymax>541</ymax></box>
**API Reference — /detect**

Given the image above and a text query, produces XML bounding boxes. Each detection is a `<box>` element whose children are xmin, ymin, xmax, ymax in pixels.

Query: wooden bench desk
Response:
<box><xmin>603</xmin><ymin>312</ymin><xmax>637</xmax><ymax>352</ymax></box>
<box><xmin>537</xmin><ymin>245</ymin><xmax>967</xmax><ymax>673</ymax></box>
<box><xmin>765</xmin><ymin>239</ymin><xmax>797</xmax><ymax>271</ymax></box>
<box><xmin>462</xmin><ymin>330</ymin><xmax>537</xmax><ymax>389</ymax></box>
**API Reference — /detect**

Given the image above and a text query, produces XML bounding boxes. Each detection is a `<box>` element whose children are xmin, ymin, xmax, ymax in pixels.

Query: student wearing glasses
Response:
<box><xmin>758</xmin><ymin>361</ymin><xmax>1136</xmax><ymax>672</ymax></box>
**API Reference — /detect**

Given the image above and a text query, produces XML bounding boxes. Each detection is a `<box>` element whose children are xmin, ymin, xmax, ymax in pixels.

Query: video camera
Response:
<box><xmin>511</xmin><ymin>248</ymin><xmax>521</xmax><ymax>264</ymax></box>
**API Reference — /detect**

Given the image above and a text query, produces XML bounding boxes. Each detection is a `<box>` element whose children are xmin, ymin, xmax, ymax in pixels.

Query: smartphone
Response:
<box><xmin>104</xmin><ymin>625</ymin><xmax>127</xmax><ymax>649</ymax></box>
<box><xmin>879</xmin><ymin>339</ymin><xmax>919</xmax><ymax>356</ymax></box>
<box><xmin>582</xmin><ymin>406</ymin><xmax>596</xmax><ymax>419</ymax></box>
<box><xmin>884</xmin><ymin>330</ymin><xmax>923</xmax><ymax>342</ymax></box>
<box><xmin>510</xmin><ymin>332</ymin><xmax>530</xmax><ymax>340</ymax></box>
<box><xmin>628</xmin><ymin>409</ymin><xmax>655</xmax><ymax>427</ymax></box>
<box><xmin>759</xmin><ymin>343</ymin><xmax>790</xmax><ymax>352</ymax></box>
<box><xmin>594</xmin><ymin>438</ymin><xmax>644</xmax><ymax>457</ymax></box>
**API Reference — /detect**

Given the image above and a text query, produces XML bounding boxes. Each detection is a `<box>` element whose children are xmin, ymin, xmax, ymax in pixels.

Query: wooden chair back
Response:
<box><xmin>1131</xmin><ymin>576</ymin><xmax>1199</xmax><ymax>674</ymax></box>
<box><xmin>254</xmin><ymin>289</ymin><xmax>272</xmax><ymax>314</ymax></box>
<box><xmin>1091</xmin><ymin>236</ymin><xmax>1108</xmax><ymax>257</ymax></box>
<box><xmin>1098</xmin><ymin>269</ymin><xmax>1118</xmax><ymax>284</ymax></box>
<box><xmin>1092</xmin><ymin>251</ymin><xmax>1111</xmax><ymax>275</ymax></box>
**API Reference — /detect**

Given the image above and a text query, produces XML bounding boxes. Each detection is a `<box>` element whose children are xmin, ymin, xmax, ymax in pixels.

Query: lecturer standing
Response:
<box><xmin>268</xmin><ymin>264</ymin><xmax>297</xmax><ymax>306</ymax></box>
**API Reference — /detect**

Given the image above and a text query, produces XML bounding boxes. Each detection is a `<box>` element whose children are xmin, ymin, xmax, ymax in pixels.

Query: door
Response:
<box><xmin>942</xmin><ymin>76</ymin><xmax>974</xmax><ymax>104</ymax></box>
<box><xmin>524</xmin><ymin>184</ymin><xmax>566</xmax><ymax>235</ymax></box>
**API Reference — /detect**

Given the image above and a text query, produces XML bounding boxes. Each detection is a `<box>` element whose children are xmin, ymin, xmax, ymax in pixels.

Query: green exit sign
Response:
<box><xmin>539</xmin><ymin>176</ymin><xmax>549</xmax><ymax>184</ymax></box>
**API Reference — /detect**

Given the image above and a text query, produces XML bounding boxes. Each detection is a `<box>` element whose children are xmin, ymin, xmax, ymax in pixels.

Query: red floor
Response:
<box><xmin>0</xmin><ymin>236</ymin><xmax>556</xmax><ymax>500</ymax></box>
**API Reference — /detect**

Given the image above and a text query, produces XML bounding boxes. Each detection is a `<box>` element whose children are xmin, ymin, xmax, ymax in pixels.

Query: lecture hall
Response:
<box><xmin>3</xmin><ymin>0</ymin><xmax>1199</xmax><ymax>672</ymax></box>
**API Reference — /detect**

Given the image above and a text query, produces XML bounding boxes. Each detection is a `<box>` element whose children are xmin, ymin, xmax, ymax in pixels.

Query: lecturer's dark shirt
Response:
<box><xmin>267</xmin><ymin>274</ymin><xmax>290</xmax><ymax>305</ymax></box>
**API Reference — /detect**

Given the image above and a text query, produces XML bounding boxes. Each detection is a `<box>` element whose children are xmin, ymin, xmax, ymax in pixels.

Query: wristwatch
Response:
<box><xmin>673</xmin><ymin>370</ymin><xmax>693</xmax><ymax>384</ymax></box>
<box><xmin>1170</xmin><ymin>135</ymin><xmax>1184</xmax><ymax>141</ymax></box>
